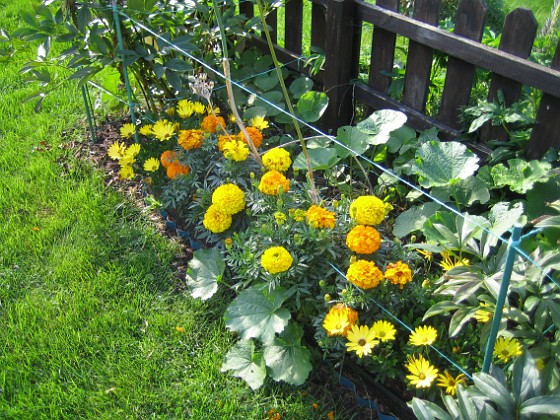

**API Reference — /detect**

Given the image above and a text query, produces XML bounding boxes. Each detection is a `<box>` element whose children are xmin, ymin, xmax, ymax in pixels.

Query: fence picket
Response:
<box><xmin>285</xmin><ymin>0</ymin><xmax>303</xmax><ymax>54</ymax></box>
<box><xmin>369</xmin><ymin>0</ymin><xmax>399</xmax><ymax>93</ymax></box>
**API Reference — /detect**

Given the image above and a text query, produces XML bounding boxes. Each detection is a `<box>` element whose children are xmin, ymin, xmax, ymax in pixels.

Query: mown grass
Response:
<box><xmin>0</xmin><ymin>1</ymin><xmax>365</xmax><ymax>419</ymax></box>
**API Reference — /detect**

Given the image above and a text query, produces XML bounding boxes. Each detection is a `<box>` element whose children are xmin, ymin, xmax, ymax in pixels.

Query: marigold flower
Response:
<box><xmin>211</xmin><ymin>183</ymin><xmax>246</xmax><ymax>215</ymax></box>
<box><xmin>160</xmin><ymin>150</ymin><xmax>179</xmax><ymax>168</ymax></box>
<box><xmin>262</xmin><ymin>147</ymin><xmax>292</xmax><ymax>172</ymax></box>
<box><xmin>323</xmin><ymin>304</ymin><xmax>359</xmax><ymax>337</ymax></box>
<box><xmin>143</xmin><ymin>157</ymin><xmax>160</xmax><ymax>172</ymax></box>
<box><xmin>346</xmin><ymin>260</ymin><xmax>384</xmax><ymax>289</ymax></box>
<box><xmin>166</xmin><ymin>161</ymin><xmax>190</xmax><ymax>180</ymax></box>
<box><xmin>217</xmin><ymin>134</ymin><xmax>236</xmax><ymax>151</ymax></box>
<box><xmin>345</xmin><ymin>324</ymin><xmax>379</xmax><ymax>358</ymax></box>
<box><xmin>258</xmin><ymin>171</ymin><xmax>290</xmax><ymax>196</ymax></box>
<box><xmin>349</xmin><ymin>195</ymin><xmax>388</xmax><ymax>226</ymax></box>
<box><xmin>346</xmin><ymin>225</ymin><xmax>381</xmax><ymax>254</ymax></box>
<box><xmin>237</xmin><ymin>126</ymin><xmax>263</xmax><ymax>148</ymax></box>
<box><xmin>405</xmin><ymin>354</ymin><xmax>439</xmax><ymax>388</ymax></box>
<box><xmin>289</xmin><ymin>208</ymin><xmax>306</xmax><ymax>222</ymax></box>
<box><xmin>493</xmin><ymin>336</ymin><xmax>522</xmax><ymax>363</ymax></box>
<box><xmin>261</xmin><ymin>246</ymin><xmax>293</xmax><ymax>274</ymax></box>
<box><xmin>139</xmin><ymin>124</ymin><xmax>153</xmax><ymax>136</ymax></box>
<box><xmin>108</xmin><ymin>141</ymin><xmax>127</xmax><ymax>160</ymax></box>
<box><xmin>274</xmin><ymin>212</ymin><xmax>287</xmax><ymax>225</ymax></box>
<box><xmin>203</xmin><ymin>204</ymin><xmax>232</xmax><ymax>233</ymax></box>
<box><xmin>151</xmin><ymin>119</ymin><xmax>176</xmax><ymax>141</ymax></box>
<box><xmin>201</xmin><ymin>115</ymin><xmax>226</xmax><ymax>133</ymax></box>
<box><xmin>250</xmin><ymin>115</ymin><xmax>269</xmax><ymax>130</ymax></box>
<box><xmin>305</xmin><ymin>205</ymin><xmax>336</xmax><ymax>229</ymax></box>
<box><xmin>371</xmin><ymin>320</ymin><xmax>397</xmax><ymax>342</ymax></box>
<box><xmin>223</xmin><ymin>140</ymin><xmax>250</xmax><ymax>162</ymax></box>
<box><xmin>178</xmin><ymin>129</ymin><xmax>204</xmax><ymax>150</ymax></box>
<box><xmin>176</xmin><ymin>99</ymin><xmax>194</xmax><ymax>119</ymax></box>
<box><xmin>119</xmin><ymin>164</ymin><xmax>134</xmax><ymax>180</ymax></box>
<box><xmin>120</xmin><ymin>123</ymin><xmax>136</xmax><ymax>139</ymax></box>
<box><xmin>384</xmin><ymin>261</ymin><xmax>413</xmax><ymax>289</ymax></box>
<box><xmin>409</xmin><ymin>325</ymin><xmax>438</xmax><ymax>346</ymax></box>
<box><xmin>436</xmin><ymin>371</ymin><xmax>466</xmax><ymax>396</ymax></box>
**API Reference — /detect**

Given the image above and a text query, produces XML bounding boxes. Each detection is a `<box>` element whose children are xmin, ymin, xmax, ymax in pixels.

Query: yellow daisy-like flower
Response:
<box><xmin>108</xmin><ymin>141</ymin><xmax>127</xmax><ymax>160</ymax></box>
<box><xmin>409</xmin><ymin>325</ymin><xmax>438</xmax><ymax>346</ymax></box>
<box><xmin>152</xmin><ymin>119</ymin><xmax>176</xmax><ymax>141</ymax></box>
<box><xmin>238</xmin><ymin>126</ymin><xmax>263</xmax><ymax>149</ymax></box>
<box><xmin>223</xmin><ymin>140</ymin><xmax>250</xmax><ymax>162</ymax></box>
<box><xmin>346</xmin><ymin>260</ymin><xmax>384</xmax><ymax>290</ymax></box>
<box><xmin>201</xmin><ymin>115</ymin><xmax>226</xmax><ymax>133</ymax></box>
<box><xmin>203</xmin><ymin>204</ymin><xmax>232</xmax><ymax>233</ymax></box>
<box><xmin>262</xmin><ymin>147</ymin><xmax>292</xmax><ymax>172</ymax></box>
<box><xmin>473</xmin><ymin>302</ymin><xmax>493</xmax><ymax>323</ymax></box>
<box><xmin>258</xmin><ymin>171</ymin><xmax>290</xmax><ymax>196</ymax></box>
<box><xmin>211</xmin><ymin>183</ymin><xmax>246</xmax><ymax>215</ymax></box>
<box><xmin>124</xmin><ymin>143</ymin><xmax>141</xmax><ymax>160</ymax></box>
<box><xmin>306</xmin><ymin>205</ymin><xmax>336</xmax><ymax>229</ymax></box>
<box><xmin>405</xmin><ymin>354</ymin><xmax>439</xmax><ymax>388</ymax></box>
<box><xmin>384</xmin><ymin>261</ymin><xmax>413</xmax><ymax>289</ymax></box>
<box><xmin>440</xmin><ymin>251</ymin><xmax>469</xmax><ymax>272</ymax></box>
<box><xmin>349</xmin><ymin>195</ymin><xmax>388</xmax><ymax>226</ymax></box>
<box><xmin>371</xmin><ymin>320</ymin><xmax>397</xmax><ymax>342</ymax></box>
<box><xmin>323</xmin><ymin>304</ymin><xmax>359</xmax><ymax>337</ymax></box>
<box><xmin>120</xmin><ymin>123</ymin><xmax>136</xmax><ymax>139</ymax></box>
<box><xmin>261</xmin><ymin>246</ymin><xmax>293</xmax><ymax>274</ymax></box>
<box><xmin>193</xmin><ymin>102</ymin><xmax>206</xmax><ymax>114</ymax></box>
<box><xmin>345</xmin><ymin>324</ymin><xmax>379</xmax><ymax>358</ymax></box>
<box><xmin>165</xmin><ymin>107</ymin><xmax>175</xmax><ymax>117</ymax></box>
<box><xmin>143</xmin><ymin>157</ymin><xmax>160</xmax><ymax>172</ymax></box>
<box><xmin>178</xmin><ymin>129</ymin><xmax>204</xmax><ymax>150</ymax></box>
<box><xmin>346</xmin><ymin>225</ymin><xmax>381</xmax><ymax>254</ymax></box>
<box><xmin>493</xmin><ymin>337</ymin><xmax>523</xmax><ymax>363</ymax></box>
<box><xmin>249</xmin><ymin>115</ymin><xmax>269</xmax><ymax>130</ymax></box>
<box><xmin>436</xmin><ymin>371</ymin><xmax>466</xmax><ymax>396</ymax></box>
<box><xmin>176</xmin><ymin>99</ymin><xmax>194</xmax><ymax>119</ymax></box>
<box><xmin>139</xmin><ymin>124</ymin><xmax>153</xmax><ymax>136</ymax></box>
<box><xmin>118</xmin><ymin>164</ymin><xmax>134</xmax><ymax>180</ymax></box>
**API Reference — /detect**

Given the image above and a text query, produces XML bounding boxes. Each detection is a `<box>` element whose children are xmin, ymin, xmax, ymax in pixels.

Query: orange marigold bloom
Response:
<box><xmin>258</xmin><ymin>170</ymin><xmax>290</xmax><ymax>196</ymax></box>
<box><xmin>237</xmin><ymin>126</ymin><xmax>263</xmax><ymax>149</ymax></box>
<box><xmin>305</xmin><ymin>205</ymin><xmax>336</xmax><ymax>229</ymax></box>
<box><xmin>217</xmin><ymin>134</ymin><xmax>237</xmax><ymax>151</ymax></box>
<box><xmin>201</xmin><ymin>115</ymin><xmax>226</xmax><ymax>133</ymax></box>
<box><xmin>346</xmin><ymin>260</ymin><xmax>384</xmax><ymax>289</ymax></box>
<box><xmin>384</xmin><ymin>261</ymin><xmax>413</xmax><ymax>289</ymax></box>
<box><xmin>346</xmin><ymin>225</ymin><xmax>382</xmax><ymax>254</ymax></box>
<box><xmin>178</xmin><ymin>129</ymin><xmax>204</xmax><ymax>150</ymax></box>
<box><xmin>160</xmin><ymin>150</ymin><xmax>179</xmax><ymax>168</ymax></box>
<box><xmin>166</xmin><ymin>161</ymin><xmax>190</xmax><ymax>180</ymax></box>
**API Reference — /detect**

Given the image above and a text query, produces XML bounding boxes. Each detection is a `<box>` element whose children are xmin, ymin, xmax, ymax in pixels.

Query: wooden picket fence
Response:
<box><xmin>241</xmin><ymin>0</ymin><xmax>560</xmax><ymax>158</ymax></box>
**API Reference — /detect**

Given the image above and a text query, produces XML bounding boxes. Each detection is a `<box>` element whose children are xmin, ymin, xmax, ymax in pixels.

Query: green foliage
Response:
<box><xmin>185</xmin><ymin>247</ymin><xmax>225</xmax><ymax>300</ymax></box>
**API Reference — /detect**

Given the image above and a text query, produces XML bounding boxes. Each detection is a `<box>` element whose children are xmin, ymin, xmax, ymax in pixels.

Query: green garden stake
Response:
<box><xmin>481</xmin><ymin>225</ymin><xmax>522</xmax><ymax>373</ymax></box>
<box><xmin>81</xmin><ymin>85</ymin><xmax>96</xmax><ymax>143</ymax></box>
<box><xmin>112</xmin><ymin>0</ymin><xmax>140</xmax><ymax>143</ymax></box>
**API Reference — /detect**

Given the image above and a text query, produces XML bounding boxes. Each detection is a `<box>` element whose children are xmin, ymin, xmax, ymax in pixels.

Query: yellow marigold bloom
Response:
<box><xmin>349</xmin><ymin>195</ymin><xmax>388</xmax><ymax>226</ymax></box>
<box><xmin>201</xmin><ymin>115</ymin><xmax>226</xmax><ymax>133</ymax></box>
<box><xmin>409</xmin><ymin>325</ymin><xmax>438</xmax><ymax>346</ymax></box>
<box><xmin>119</xmin><ymin>164</ymin><xmax>134</xmax><ymax>180</ymax></box>
<box><xmin>345</xmin><ymin>324</ymin><xmax>379</xmax><ymax>358</ymax></box>
<box><xmin>108</xmin><ymin>141</ymin><xmax>127</xmax><ymax>160</ymax></box>
<box><xmin>176</xmin><ymin>99</ymin><xmax>194</xmax><ymax>119</ymax></box>
<box><xmin>211</xmin><ymin>183</ymin><xmax>246</xmax><ymax>215</ymax></box>
<box><xmin>323</xmin><ymin>304</ymin><xmax>359</xmax><ymax>337</ymax></box>
<box><xmin>203</xmin><ymin>204</ymin><xmax>232</xmax><ymax>233</ymax></box>
<box><xmin>346</xmin><ymin>225</ymin><xmax>382</xmax><ymax>254</ymax></box>
<box><xmin>262</xmin><ymin>148</ymin><xmax>292</xmax><ymax>172</ymax></box>
<box><xmin>139</xmin><ymin>124</ymin><xmax>153</xmax><ymax>136</ymax></box>
<box><xmin>152</xmin><ymin>119</ymin><xmax>176</xmax><ymax>141</ymax></box>
<box><xmin>440</xmin><ymin>251</ymin><xmax>469</xmax><ymax>272</ymax></box>
<box><xmin>436</xmin><ymin>371</ymin><xmax>466</xmax><ymax>396</ymax></box>
<box><xmin>289</xmin><ymin>208</ymin><xmax>306</xmax><ymax>222</ymax></box>
<box><xmin>120</xmin><ymin>123</ymin><xmax>136</xmax><ymax>139</ymax></box>
<box><xmin>405</xmin><ymin>354</ymin><xmax>439</xmax><ymax>388</ymax></box>
<box><xmin>178</xmin><ymin>129</ymin><xmax>204</xmax><ymax>150</ymax></box>
<box><xmin>305</xmin><ymin>205</ymin><xmax>336</xmax><ymax>229</ymax></box>
<box><xmin>346</xmin><ymin>260</ymin><xmax>384</xmax><ymax>289</ymax></box>
<box><xmin>124</xmin><ymin>143</ymin><xmax>141</xmax><ymax>160</ymax></box>
<box><xmin>493</xmin><ymin>337</ymin><xmax>522</xmax><ymax>363</ymax></box>
<box><xmin>473</xmin><ymin>302</ymin><xmax>493</xmax><ymax>323</ymax></box>
<box><xmin>371</xmin><ymin>320</ymin><xmax>397</xmax><ymax>342</ymax></box>
<box><xmin>166</xmin><ymin>162</ymin><xmax>190</xmax><ymax>180</ymax></box>
<box><xmin>384</xmin><ymin>261</ymin><xmax>413</xmax><ymax>289</ymax></box>
<box><xmin>160</xmin><ymin>150</ymin><xmax>179</xmax><ymax>168</ymax></box>
<box><xmin>193</xmin><ymin>102</ymin><xmax>206</xmax><ymax>114</ymax></box>
<box><xmin>237</xmin><ymin>126</ymin><xmax>263</xmax><ymax>148</ymax></box>
<box><xmin>261</xmin><ymin>246</ymin><xmax>293</xmax><ymax>274</ymax></box>
<box><xmin>223</xmin><ymin>140</ymin><xmax>250</xmax><ymax>162</ymax></box>
<box><xmin>274</xmin><ymin>212</ymin><xmax>287</xmax><ymax>225</ymax></box>
<box><xmin>250</xmin><ymin>115</ymin><xmax>269</xmax><ymax>130</ymax></box>
<box><xmin>217</xmin><ymin>134</ymin><xmax>236</xmax><ymax>151</ymax></box>
<box><xmin>143</xmin><ymin>157</ymin><xmax>160</xmax><ymax>172</ymax></box>
<box><xmin>258</xmin><ymin>171</ymin><xmax>290</xmax><ymax>196</ymax></box>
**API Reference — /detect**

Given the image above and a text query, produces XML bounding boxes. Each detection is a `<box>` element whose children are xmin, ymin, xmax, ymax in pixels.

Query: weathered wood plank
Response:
<box><xmin>239</xmin><ymin>1</ymin><xmax>253</xmax><ymax>18</ymax></box>
<box><xmin>311</xmin><ymin>2</ymin><xmax>326</xmax><ymax>51</ymax></box>
<box><xmin>369</xmin><ymin>0</ymin><xmax>399</xmax><ymax>93</ymax></box>
<box><xmin>285</xmin><ymin>0</ymin><xmax>303</xmax><ymax>54</ymax></box>
<box><xmin>266</xmin><ymin>9</ymin><xmax>277</xmax><ymax>44</ymax></box>
<box><xmin>355</xmin><ymin>1</ymin><xmax>560</xmax><ymax>97</ymax></box>
<box><xmin>402</xmin><ymin>0</ymin><xmax>440</xmax><ymax>112</ymax></box>
<box><xmin>439</xmin><ymin>0</ymin><xmax>486</xmax><ymax>129</ymax></box>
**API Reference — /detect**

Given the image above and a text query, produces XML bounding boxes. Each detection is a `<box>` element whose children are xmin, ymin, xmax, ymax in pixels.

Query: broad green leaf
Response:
<box><xmin>295</xmin><ymin>91</ymin><xmax>329</xmax><ymax>122</ymax></box>
<box><xmin>392</xmin><ymin>202</ymin><xmax>440</xmax><ymax>238</ymax></box>
<box><xmin>224</xmin><ymin>285</ymin><xmax>291</xmax><ymax>344</ymax></box>
<box><xmin>441</xmin><ymin>395</ymin><xmax>460</xmax><ymax>418</ymax></box>
<box><xmin>185</xmin><ymin>247</ymin><xmax>225</xmax><ymax>301</ymax></box>
<box><xmin>488</xmin><ymin>202</ymin><xmax>525</xmax><ymax>238</ymax></box>
<box><xmin>431</xmin><ymin>176</ymin><xmax>490</xmax><ymax>207</ymax></box>
<box><xmin>386</xmin><ymin>125</ymin><xmax>417</xmax><ymax>153</ymax></box>
<box><xmin>457</xmin><ymin>386</ymin><xmax>478</xmax><ymax>419</ymax></box>
<box><xmin>491</xmin><ymin>159</ymin><xmax>552</xmax><ymax>194</ymax></box>
<box><xmin>520</xmin><ymin>396</ymin><xmax>560</xmax><ymax>415</ymax></box>
<box><xmin>292</xmin><ymin>148</ymin><xmax>339</xmax><ymax>171</ymax></box>
<box><xmin>413</xmin><ymin>141</ymin><xmax>479</xmax><ymax>187</ymax></box>
<box><xmin>468</xmin><ymin>113</ymin><xmax>493</xmax><ymax>132</ymax></box>
<box><xmin>472</xmin><ymin>373</ymin><xmax>515</xmax><ymax>414</ymax></box>
<box><xmin>256</xmin><ymin>91</ymin><xmax>284</xmax><ymax>116</ymax></box>
<box><xmin>164</xmin><ymin>58</ymin><xmax>192</xmax><ymax>72</ymax></box>
<box><xmin>357</xmin><ymin>110</ymin><xmax>407</xmax><ymax>141</ymax></box>
<box><xmin>263</xmin><ymin>323</ymin><xmax>312</xmax><ymax>386</ymax></box>
<box><xmin>289</xmin><ymin>77</ymin><xmax>313</xmax><ymax>99</ymax></box>
<box><xmin>221</xmin><ymin>339</ymin><xmax>266</xmax><ymax>390</ymax></box>
<box><xmin>127</xmin><ymin>0</ymin><xmax>158</xmax><ymax>12</ymax></box>
<box><xmin>243</xmin><ymin>106</ymin><xmax>268</xmax><ymax>120</ymax></box>
<box><xmin>449</xmin><ymin>307</ymin><xmax>480</xmax><ymax>337</ymax></box>
<box><xmin>334</xmin><ymin>126</ymin><xmax>370</xmax><ymax>158</ymax></box>
<box><xmin>512</xmin><ymin>352</ymin><xmax>540</xmax><ymax>401</ymax></box>
<box><xmin>423</xmin><ymin>301</ymin><xmax>461</xmax><ymax>321</ymax></box>
<box><xmin>254</xmin><ymin>73</ymin><xmax>280</xmax><ymax>91</ymax></box>
<box><xmin>411</xmin><ymin>398</ymin><xmax>451</xmax><ymax>420</ymax></box>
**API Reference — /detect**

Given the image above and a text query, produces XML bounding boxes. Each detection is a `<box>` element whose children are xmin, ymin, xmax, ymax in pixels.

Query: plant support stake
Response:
<box><xmin>481</xmin><ymin>225</ymin><xmax>522</xmax><ymax>373</ymax></box>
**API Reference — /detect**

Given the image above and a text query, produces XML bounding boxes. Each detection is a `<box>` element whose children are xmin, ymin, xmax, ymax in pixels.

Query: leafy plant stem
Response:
<box><xmin>255</xmin><ymin>0</ymin><xmax>319</xmax><ymax>203</ymax></box>
<box><xmin>352</xmin><ymin>155</ymin><xmax>374</xmax><ymax>194</ymax></box>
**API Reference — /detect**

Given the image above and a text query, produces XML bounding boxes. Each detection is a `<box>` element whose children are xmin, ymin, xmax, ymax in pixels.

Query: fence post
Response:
<box><xmin>323</xmin><ymin>0</ymin><xmax>355</xmax><ymax>132</ymax></box>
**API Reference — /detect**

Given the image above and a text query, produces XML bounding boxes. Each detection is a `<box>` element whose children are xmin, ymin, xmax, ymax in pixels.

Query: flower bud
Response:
<box><xmin>324</xmin><ymin>294</ymin><xmax>331</xmax><ymax>302</ymax></box>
